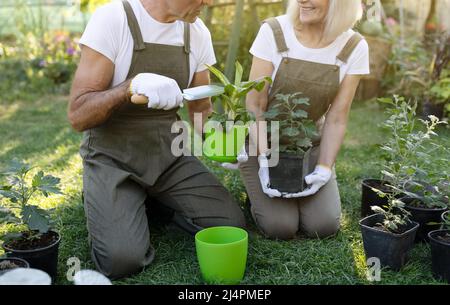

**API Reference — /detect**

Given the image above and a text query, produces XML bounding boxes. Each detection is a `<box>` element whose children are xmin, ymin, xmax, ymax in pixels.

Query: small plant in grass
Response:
<box><xmin>0</xmin><ymin>160</ymin><xmax>61</xmax><ymax>244</ymax></box>
<box><xmin>206</xmin><ymin>61</ymin><xmax>272</xmax><ymax>127</ymax></box>
<box><xmin>264</xmin><ymin>93</ymin><xmax>319</xmax><ymax>156</ymax></box>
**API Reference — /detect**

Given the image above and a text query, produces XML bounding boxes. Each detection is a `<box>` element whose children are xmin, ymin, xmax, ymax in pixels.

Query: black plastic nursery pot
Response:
<box><xmin>269</xmin><ymin>152</ymin><xmax>310</xmax><ymax>194</ymax></box>
<box><xmin>2</xmin><ymin>230</ymin><xmax>60</xmax><ymax>281</ymax></box>
<box><xmin>428</xmin><ymin>230</ymin><xmax>450</xmax><ymax>283</ymax></box>
<box><xmin>359</xmin><ymin>214</ymin><xmax>419</xmax><ymax>271</ymax></box>
<box><xmin>0</xmin><ymin>257</ymin><xmax>30</xmax><ymax>276</ymax></box>
<box><xmin>361</xmin><ymin>179</ymin><xmax>397</xmax><ymax>217</ymax></box>
<box><xmin>402</xmin><ymin>197</ymin><xmax>449</xmax><ymax>243</ymax></box>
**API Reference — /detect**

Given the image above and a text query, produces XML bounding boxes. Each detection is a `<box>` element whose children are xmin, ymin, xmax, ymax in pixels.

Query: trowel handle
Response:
<box><xmin>131</xmin><ymin>94</ymin><xmax>149</xmax><ymax>105</ymax></box>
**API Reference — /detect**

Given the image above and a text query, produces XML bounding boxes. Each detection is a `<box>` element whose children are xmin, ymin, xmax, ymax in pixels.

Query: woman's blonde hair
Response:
<box><xmin>287</xmin><ymin>0</ymin><xmax>363</xmax><ymax>43</ymax></box>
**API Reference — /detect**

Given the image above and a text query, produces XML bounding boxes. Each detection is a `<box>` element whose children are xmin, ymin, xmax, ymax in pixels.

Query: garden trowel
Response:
<box><xmin>130</xmin><ymin>85</ymin><xmax>224</xmax><ymax>105</ymax></box>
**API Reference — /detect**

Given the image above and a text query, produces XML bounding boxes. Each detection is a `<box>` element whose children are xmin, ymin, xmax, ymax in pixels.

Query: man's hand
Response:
<box><xmin>283</xmin><ymin>165</ymin><xmax>332</xmax><ymax>198</ymax></box>
<box><xmin>130</xmin><ymin>73</ymin><xmax>184</xmax><ymax>110</ymax></box>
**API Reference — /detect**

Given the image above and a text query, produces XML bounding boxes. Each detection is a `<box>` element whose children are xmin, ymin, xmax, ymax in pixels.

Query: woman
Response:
<box><xmin>238</xmin><ymin>0</ymin><xmax>370</xmax><ymax>240</ymax></box>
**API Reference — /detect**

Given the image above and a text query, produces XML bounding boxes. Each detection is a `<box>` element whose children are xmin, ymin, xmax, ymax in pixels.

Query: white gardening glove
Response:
<box><xmin>221</xmin><ymin>146</ymin><xmax>249</xmax><ymax>170</ymax></box>
<box><xmin>258</xmin><ymin>154</ymin><xmax>282</xmax><ymax>198</ymax></box>
<box><xmin>130</xmin><ymin>73</ymin><xmax>184</xmax><ymax>110</ymax></box>
<box><xmin>283</xmin><ymin>165</ymin><xmax>332</xmax><ymax>198</ymax></box>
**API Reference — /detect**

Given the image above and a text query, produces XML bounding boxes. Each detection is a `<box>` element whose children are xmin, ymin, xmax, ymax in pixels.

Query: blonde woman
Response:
<box><xmin>236</xmin><ymin>0</ymin><xmax>370</xmax><ymax>240</ymax></box>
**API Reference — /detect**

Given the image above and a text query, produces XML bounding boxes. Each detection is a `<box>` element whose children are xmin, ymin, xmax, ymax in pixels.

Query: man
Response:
<box><xmin>68</xmin><ymin>0</ymin><xmax>245</xmax><ymax>279</ymax></box>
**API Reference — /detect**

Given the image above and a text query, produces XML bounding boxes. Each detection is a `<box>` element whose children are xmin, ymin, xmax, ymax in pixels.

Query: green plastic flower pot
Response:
<box><xmin>203</xmin><ymin>125</ymin><xmax>248</xmax><ymax>163</ymax></box>
<box><xmin>195</xmin><ymin>226</ymin><xmax>248</xmax><ymax>285</ymax></box>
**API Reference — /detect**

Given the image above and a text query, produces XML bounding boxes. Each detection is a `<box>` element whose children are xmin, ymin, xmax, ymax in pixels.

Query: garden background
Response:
<box><xmin>0</xmin><ymin>0</ymin><xmax>449</xmax><ymax>284</ymax></box>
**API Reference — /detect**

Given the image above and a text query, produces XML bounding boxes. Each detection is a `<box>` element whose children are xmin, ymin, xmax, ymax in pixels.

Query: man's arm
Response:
<box><xmin>186</xmin><ymin>70</ymin><xmax>213</xmax><ymax>134</ymax></box>
<box><xmin>68</xmin><ymin>45</ymin><xmax>130</xmax><ymax>132</ymax></box>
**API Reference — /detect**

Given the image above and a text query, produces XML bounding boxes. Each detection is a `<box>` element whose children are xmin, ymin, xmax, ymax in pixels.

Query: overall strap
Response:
<box><xmin>264</xmin><ymin>17</ymin><xmax>289</xmax><ymax>53</ymax></box>
<box><xmin>183</xmin><ymin>22</ymin><xmax>191</xmax><ymax>54</ymax></box>
<box><xmin>122</xmin><ymin>0</ymin><xmax>145</xmax><ymax>51</ymax></box>
<box><xmin>336</xmin><ymin>32</ymin><xmax>364</xmax><ymax>63</ymax></box>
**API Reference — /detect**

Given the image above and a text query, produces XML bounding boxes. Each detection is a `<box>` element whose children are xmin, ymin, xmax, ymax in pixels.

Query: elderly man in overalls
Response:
<box><xmin>68</xmin><ymin>0</ymin><xmax>245</xmax><ymax>279</ymax></box>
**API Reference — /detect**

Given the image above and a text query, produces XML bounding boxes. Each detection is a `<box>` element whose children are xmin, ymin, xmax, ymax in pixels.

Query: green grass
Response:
<box><xmin>0</xmin><ymin>95</ymin><xmax>448</xmax><ymax>285</ymax></box>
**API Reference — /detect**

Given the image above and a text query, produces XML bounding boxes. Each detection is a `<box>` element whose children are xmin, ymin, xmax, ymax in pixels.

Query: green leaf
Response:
<box><xmin>206</xmin><ymin>64</ymin><xmax>231</xmax><ymax>86</ymax></box>
<box><xmin>22</xmin><ymin>205</ymin><xmax>51</xmax><ymax>234</ymax></box>
<box><xmin>292</xmin><ymin>109</ymin><xmax>309</xmax><ymax>119</ymax></box>
<box><xmin>32</xmin><ymin>171</ymin><xmax>62</xmax><ymax>197</ymax></box>
<box><xmin>296</xmin><ymin>138</ymin><xmax>312</xmax><ymax>148</ymax></box>
<box><xmin>234</xmin><ymin>61</ymin><xmax>243</xmax><ymax>86</ymax></box>
<box><xmin>293</xmin><ymin>98</ymin><xmax>310</xmax><ymax>106</ymax></box>
<box><xmin>371</xmin><ymin>206</ymin><xmax>386</xmax><ymax>214</ymax></box>
<box><xmin>0</xmin><ymin>206</ymin><xmax>20</xmax><ymax>224</ymax></box>
<box><xmin>377</xmin><ymin>97</ymin><xmax>394</xmax><ymax>105</ymax></box>
<box><xmin>283</xmin><ymin>128</ymin><xmax>300</xmax><ymax>137</ymax></box>
<box><xmin>2</xmin><ymin>232</ymin><xmax>23</xmax><ymax>242</ymax></box>
<box><xmin>0</xmin><ymin>188</ymin><xmax>21</xmax><ymax>203</ymax></box>
<box><xmin>264</xmin><ymin>109</ymin><xmax>279</xmax><ymax>120</ymax></box>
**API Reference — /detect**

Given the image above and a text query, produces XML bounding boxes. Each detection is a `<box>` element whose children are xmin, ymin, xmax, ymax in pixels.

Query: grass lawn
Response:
<box><xmin>0</xmin><ymin>94</ymin><xmax>448</xmax><ymax>285</ymax></box>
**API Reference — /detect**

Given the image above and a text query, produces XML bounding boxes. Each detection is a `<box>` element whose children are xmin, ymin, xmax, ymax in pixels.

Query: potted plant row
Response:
<box><xmin>0</xmin><ymin>160</ymin><xmax>62</xmax><ymax>281</ymax></box>
<box><xmin>361</xmin><ymin>96</ymin><xmax>448</xmax><ymax>243</ymax></box>
<box><xmin>203</xmin><ymin>62</ymin><xmax>272</xmax><ymax>163</ymax></box>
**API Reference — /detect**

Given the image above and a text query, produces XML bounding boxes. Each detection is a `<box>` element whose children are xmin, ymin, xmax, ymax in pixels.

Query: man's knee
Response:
<box><xmin>194</xmin><ymin>213</ymin><xmax>246</xmax><ymax>230</ymax></box>
<box><xmin>92</xmin><ymin>240</ymin><xmax>153</xmax><ymax>280</ymax></box>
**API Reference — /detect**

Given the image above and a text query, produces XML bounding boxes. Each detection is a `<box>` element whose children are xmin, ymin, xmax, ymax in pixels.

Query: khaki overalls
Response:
<box><xmin>80</xmin><ymin>0</ymin><xmax>245</xmax><ymax>279</ymax></box>
<box><xmin>240</xmin><ymin>18</ymin><xmax>364</xmax><ymax>240</ymax></box>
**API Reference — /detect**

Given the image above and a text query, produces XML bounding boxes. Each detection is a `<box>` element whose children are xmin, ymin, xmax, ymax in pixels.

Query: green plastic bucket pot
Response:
<box><xmin>195</xmin><ymin>226</ymin><xmax>248</xmax><ymax>285</ymax></box>
<box><xmin>203</xmin><ymin>125</ymin><xmax>248</xmax><ymax>163</ymax></box>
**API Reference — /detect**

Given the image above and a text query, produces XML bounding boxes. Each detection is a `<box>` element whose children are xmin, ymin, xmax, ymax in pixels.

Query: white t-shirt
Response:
<box><xmin>250</xmin><ymin>15</ymin><xmax>370</xmax><ymax>84</ymax></box>
<box><xmin>79</xmin><ymin>0</ymin><xmax>216</xmax><ymax>88</ymax></box>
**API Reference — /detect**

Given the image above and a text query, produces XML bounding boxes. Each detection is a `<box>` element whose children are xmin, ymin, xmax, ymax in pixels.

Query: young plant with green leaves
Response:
<box><xmin>370</xmin><ymin>188</ymin><xmax>412</xmax><ymax>234</ymax></box>
<box><xmin>264</xmin><ymin>93</ymin><xmax>319</xmax><ymax>156</ymax></box>
<box><xmin>207</xmin><ymin>61</ymin><xmax>272</xmax><ymax>126</ymax></box>
<box><xmin>377</xmin><ymin>95</ymin><xmax>448</xmax><ymax>209</ymax></box>
<box><xmin>0</xmin><ymin>160</ymin><xmax>61</xmax><ymax>242</ymax></box>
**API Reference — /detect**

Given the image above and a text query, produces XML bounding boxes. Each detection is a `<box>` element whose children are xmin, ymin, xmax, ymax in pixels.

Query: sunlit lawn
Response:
<box><xmin>0</xmin><ymin>95</ymin><xmax>448</xmax><ymax>285</ymax></box>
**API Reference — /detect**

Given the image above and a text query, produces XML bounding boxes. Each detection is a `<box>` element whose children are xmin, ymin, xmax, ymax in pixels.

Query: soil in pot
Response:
<box><xmin>269</xmin><ymin>151</ymin><xmax>310</xmax><ymax>194</ymax></box>
<box><xmin>429</xmin><ymin>230</ymin><xmax>450</xmax><ymax>283</ymax></box>
<box><xmin>359</xmin><ymin>213</ymin><xmax>419</xmax><ymax>271</ymax></box>
<box><xmin>361</xmin><ymin>179</ymin><xmax>400</xmax><ymax>217</ymax></box>
<box><xmin>2</xmin><ymin>230</ymin><xmax>60</xmax><ymax>281</ymax></box>
<box><xmin>0</xmin><ymin>258</ymin><xmax>29</xmax><ymax>276</ymax></box>
<box><xmin>402</xmin><ymin>197</ymin><xmax>449</xmax><ymax>243</ymax></box>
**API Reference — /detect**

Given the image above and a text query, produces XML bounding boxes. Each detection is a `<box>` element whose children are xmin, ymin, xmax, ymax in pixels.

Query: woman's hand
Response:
<box><xmin>258</xmin><ymin>154</ymin><xmax>282</xmax><ymax>198</ymax></box>
<box><xmin>221</xmin><ymin>146</ymin><xmax>249</xmax><ymax>170</ymax></box>
<box><xmin>283</xmin><ymin>165</ymin><xmax>332</xmax><ymax>198</ymax></box>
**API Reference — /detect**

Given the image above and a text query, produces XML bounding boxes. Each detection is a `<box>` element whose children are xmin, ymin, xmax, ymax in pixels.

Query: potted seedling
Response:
<box><xmin>0</xmin><ymin>160</ymin><xmax>62</xmax><ymax>281</ymax></box>
<box><xmin>428</xmin><ymin>211</ymin><xmax>450</xmax><ymax>283</ymax></box>
<box><xmin>0</xmin><ymin>257</ymin><xmax>29</xmax><ymax>276</ymax></box>
<box><xmin>203</xmin><ymin>62</ymin><xmax>272</xmax><ymax>163</ymax></box>
<box><xmin>263</xmin><ymin>93</ymin><xmax>319</xmax><ymax>193</ymax></box>
<box><xmin>359</xmin><ymin>188</ymin><xmax>419</xmax><ymax>271</ymax></box>
<box><xmin>361</xmin><ymin>96</ymin><xmax>409</xmax><ymax>217</ymax></box>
